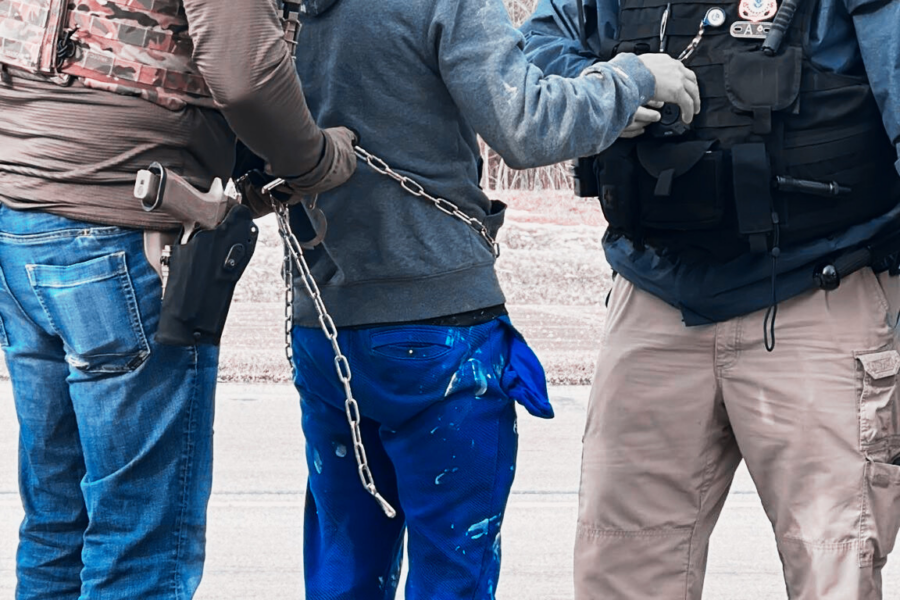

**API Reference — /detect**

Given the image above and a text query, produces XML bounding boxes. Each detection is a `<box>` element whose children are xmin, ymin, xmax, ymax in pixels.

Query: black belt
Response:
<box><xmin>346</xmin><ymin>304</ymin><xmax>508</xmax><ymax>330</ymax></box>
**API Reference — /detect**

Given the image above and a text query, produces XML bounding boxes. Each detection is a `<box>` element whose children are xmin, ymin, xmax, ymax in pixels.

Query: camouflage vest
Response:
<box><xmin>0</xmin><ymin>0</ymin><xmax>213</xmax><ymax>110</ymax></box>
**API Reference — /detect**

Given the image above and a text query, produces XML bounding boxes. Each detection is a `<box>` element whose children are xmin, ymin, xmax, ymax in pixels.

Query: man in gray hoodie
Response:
<box><xmin>286</xmin><ymin>0</ymin><xmax>698</xmax><ymax>598</ymax></box>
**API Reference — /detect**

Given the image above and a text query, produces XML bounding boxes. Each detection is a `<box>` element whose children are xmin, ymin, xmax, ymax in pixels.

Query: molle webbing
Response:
<box><xmin>58</xmin><ymin>0</ymin><xmax>212</xmax><ymax>110</ymax></box>
<box><xmin>0</xmin><ymin>0</ymin><xmax>213</xmax><ymax>110</ymax></box>
<box><xmin>0</xmin><ymin>0</ymin><xmax>68</xmax><ymax>75</ymax></box>
<box><xmin>592</xmin><ymin>0</ymin><xmax>900</xmax><ymax>256</ymax></box>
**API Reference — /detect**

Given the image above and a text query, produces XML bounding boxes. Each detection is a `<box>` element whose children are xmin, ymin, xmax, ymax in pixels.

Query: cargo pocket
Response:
<box><xmin>856</xmin><ymin>349</ymin><xmax>900</xmax><ymax>565</ymax></box>
<box><xmin>27</xmin><ymin>251</ymin><xmax>150</xmax><ymax>373</ymax></box>
<box><xmin>860</xmin><ymin>460</ymin><xmax>900</xmax><ymax>566</ymax></box>
<box><xmin>856</xmin><ymin>350</ymin><xmax>900</xmax><ymax>458</ymax></box>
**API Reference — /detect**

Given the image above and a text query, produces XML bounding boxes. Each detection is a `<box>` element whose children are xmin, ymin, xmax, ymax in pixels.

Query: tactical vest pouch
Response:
<box><xmin>724</xmin><ymin>47</ymin><xmax>802</xmax><ymax>135</ymax></box>
<box><xmin>594</xmin><ymin>144</ymin><xmax>639</xmax><ymax>233</ymax></box>
<box><xmin>157</xmin><ymin>204</ymin><xmax>258</xmax><ymax>346</ymax></box>
<box><xmin>0</xmin><ymin>0</ymin><xmax>68</xmax><ymax>75</ymax></box>
<box><xmin>636</xmin><ymin>140</ymin><xmax>726</xmax><ymax>230</ymax></box>
<box><xmin>732</xmin><ymin>143</ymin><xmax>773</xmax><ymax>252</ymax></box>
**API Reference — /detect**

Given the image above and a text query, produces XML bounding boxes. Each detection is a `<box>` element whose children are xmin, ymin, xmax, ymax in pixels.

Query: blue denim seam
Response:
<box><xmin>0</xmin><ymin>263</ymin><xmax>10</xmax><ymax>347</ymax></box>
<box><xmin>25</xmin><ymin>251</ymin><xmax>151</xmax><ymax>373</ymax></box>
<box><xmin>119</xmin><ymin>255</ymin><xmax>152</xmax><ymax>370</ymax></box>
<box><xmin>0</xmin><ymin>225</ymin><xmax>127</xmax><ymax>244</ymax></box>
<box><xmin>0</xmin><ymin>256</ymin><xmax>39</xmax><ymax>335</ymax></box>
<box><xmin>172</xmin><ymin>344</ymin><xmax>200</xmax><ymax>600</ymax></box>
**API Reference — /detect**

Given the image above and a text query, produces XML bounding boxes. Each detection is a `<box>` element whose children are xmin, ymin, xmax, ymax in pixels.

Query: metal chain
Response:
<box><xmin>677</xmin><ymin>24</ymin><xmax>706</xmax><ymax>62</ymax></box>
<box><xmin>354</xmin><ymin>146</ymin><xmax>501</xmax><ymax>258</ymax></box>
<box><xmin>264</xmin><ymin>143</ymin><xmax>494</xmax><ymax>519</ymax></box>
<box><xmin>266</xmin><ymin>189</ymin><xmax>397</xmax><ymax>519</ymax></box>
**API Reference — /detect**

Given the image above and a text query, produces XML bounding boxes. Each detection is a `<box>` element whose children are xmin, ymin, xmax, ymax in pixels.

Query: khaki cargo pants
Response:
<box><xmin>575</xmin><ymin>269</ymin><xmax>900</xmax><ymax>599</ymax></box>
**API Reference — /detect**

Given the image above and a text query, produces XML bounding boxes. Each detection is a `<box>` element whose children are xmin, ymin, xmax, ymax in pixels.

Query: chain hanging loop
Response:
<box><xmin>263</xmin><ymin>143</ymin><xmax>501</xmax><ymax>519</ymax></box>
<box><xmin>266</xmin><ymin>186</ymin><xmax>397</xmax><ymax>519</ymax></box>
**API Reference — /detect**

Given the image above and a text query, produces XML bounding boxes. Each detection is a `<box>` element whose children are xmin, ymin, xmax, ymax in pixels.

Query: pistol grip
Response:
<box><xmin>135</xmin><ymin>163</ymin><xmax>236</xmax><ymax>242</ymax></box>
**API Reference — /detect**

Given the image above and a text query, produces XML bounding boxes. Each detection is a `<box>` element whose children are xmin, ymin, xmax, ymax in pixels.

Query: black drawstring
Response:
<box><xmin>605</xmin><ymin>270</ymin><xmax>618</xmax><ymax>307</ymax></box>
<box><xmin>763</xmin><ymin>212</ymin><xmax>781</xmax><ymax>352</ymax></box>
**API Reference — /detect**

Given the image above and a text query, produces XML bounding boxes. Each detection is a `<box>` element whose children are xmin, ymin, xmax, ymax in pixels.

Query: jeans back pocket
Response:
<box><xmin>27</xmin><ymin>251</ymin><xmax>150</xmax><ymax>373</ymax></box>
<box><xmin>370</xmin><ymin>328</ymin><xmax>455</xmax><ymax>360</ymax></box>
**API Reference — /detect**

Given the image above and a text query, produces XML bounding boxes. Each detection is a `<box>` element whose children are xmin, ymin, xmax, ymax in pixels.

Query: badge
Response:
<box><xmin>730</xmin><ymin>20</ymin><xmax>772</xmax><ymax>39</ymax></box>
<box><xmin>738</xmin><ymin>0</ymin><xmax>778</xmax><ymax>22</ymax></box>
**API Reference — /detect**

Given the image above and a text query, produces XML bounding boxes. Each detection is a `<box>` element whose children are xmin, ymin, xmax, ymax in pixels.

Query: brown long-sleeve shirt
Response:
<box><xmin>0</xmin><ymin>0</ymin><xmax>324</xmax><ymax>230</ymax></box>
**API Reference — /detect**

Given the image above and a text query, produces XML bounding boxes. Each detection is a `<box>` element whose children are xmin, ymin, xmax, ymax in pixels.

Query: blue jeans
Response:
<box><xmin>0</xmin><ymin>206</ymin><xmax>219</xmax><ymax>599</ymax></box>
<box><xmin>291</xmin><ymin>318</ymin><xmax>539</xmax><ymax>600</ymax></box>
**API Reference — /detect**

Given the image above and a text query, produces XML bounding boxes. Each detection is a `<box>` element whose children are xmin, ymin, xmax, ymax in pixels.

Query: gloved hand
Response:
<box><xmin>285</xmin><ymin>126</ymin><xmax>358</xmax><ymax>195</ymax></box>
<box><xmin>235</xmin><ymin>169</ymin><xmax>293</xmax><ymax>219</ymax></box>
<box><xmin>236</xmin><ymin>126</ymin><xmax>358</xmax><ymax>218</ymax></box>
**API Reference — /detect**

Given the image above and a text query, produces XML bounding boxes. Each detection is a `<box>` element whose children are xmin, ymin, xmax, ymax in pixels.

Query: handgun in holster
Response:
<box><xmin>134</xmin><ymin>163</ymin><xmax>259</xmax><ymax>346</ymax></box>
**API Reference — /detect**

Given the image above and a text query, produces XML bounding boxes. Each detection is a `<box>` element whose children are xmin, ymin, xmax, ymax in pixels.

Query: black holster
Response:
<box><xmin>157</xmin><ymin>204</ymin><xmax>258</xmax><ymax>346</ymax></box>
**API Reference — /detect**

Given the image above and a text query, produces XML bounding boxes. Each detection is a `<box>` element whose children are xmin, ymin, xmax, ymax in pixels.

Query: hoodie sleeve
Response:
<box><xmin>432</xmin><ymin>0</ymin><xmax>654</xmax><ymax>170</ymax></box>
<box><xmin>182</xmin><ymin>0</ymin><xmax>325</xmax><ymax>179</ymax></box>
<box><xmin>849</xmin><ymin>0</ymin><xmax>900</xmax><ymax>176</ymax></box>
<box><xmin>520</xmin><ymin>0</ymin><xmax>606</xmax><ymax>77</ymax></box>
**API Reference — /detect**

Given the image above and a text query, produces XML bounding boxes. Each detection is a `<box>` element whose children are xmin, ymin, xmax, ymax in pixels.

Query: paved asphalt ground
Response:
<box><xmin>1</xmin><ymin>381</ymin><xmax>898</xmax><ymax>599</ymax></box>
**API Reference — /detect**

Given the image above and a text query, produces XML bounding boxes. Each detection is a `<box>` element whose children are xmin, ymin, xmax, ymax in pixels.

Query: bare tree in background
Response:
<box><xmin>479</xmin><ymin>0</ymin><xmax>575</xmax><ymax>192</ymax></box>
<box><xmin>504</xmin><ymin>0</ymin><xmax>545</xmax><ymax>27</ymax></box>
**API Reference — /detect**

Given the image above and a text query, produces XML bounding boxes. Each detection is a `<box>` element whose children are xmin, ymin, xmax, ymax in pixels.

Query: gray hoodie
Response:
<box><xmin>291</xmin><ymin>0</ymin><xmax>655</xmax><ymax>327</ymax></box>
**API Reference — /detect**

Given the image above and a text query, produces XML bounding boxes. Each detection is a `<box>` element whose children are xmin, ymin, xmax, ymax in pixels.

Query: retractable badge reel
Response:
<box><xmin>650</xmin><ymin>7</ymin><xmax>726</xmax><ymax>137</ymax></box>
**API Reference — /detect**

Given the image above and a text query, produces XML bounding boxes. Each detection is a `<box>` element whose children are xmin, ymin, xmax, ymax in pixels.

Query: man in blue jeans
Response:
<box><xmin>288</xmin><ymin>0</ymin><xmax>700</xmax><ymax>597</ymax></box>
<box><xmin>0</xmin><ymin>1</ymin><xmax>355</xmax><ymax>598</ymax></box>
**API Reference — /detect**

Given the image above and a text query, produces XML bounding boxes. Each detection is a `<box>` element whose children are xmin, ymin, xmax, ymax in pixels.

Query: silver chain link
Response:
<box><xmin>264</xmin><ymin>144</ymin><xmax>498</xmax><ymax>520</ymax></box>
<box><xmin>267</xmin><ymin>188</ymin><xmax>397</xmax><ymax>519</ymax></box>
<box><xmin>354</xmin><ymin>146</ymin><xmax>501</xmax><ymax>258</ymax></box>
<box><xmin>271</xmin><ymin>0</ymin><xmax>397</xmax><ymax>521</ymax></box>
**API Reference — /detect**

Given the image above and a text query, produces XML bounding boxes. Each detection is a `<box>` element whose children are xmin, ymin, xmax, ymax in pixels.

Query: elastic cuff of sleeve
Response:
<box><xmin>607</xmin><ymin>53</ymin><xmax>656</xmax><ymax>106</ymax></box>
<box><xmin>281</xmin><ymin>131</ymin><xmax>330</xmax><ymax>187</ymax></box>
<box><xmin>845</xmin><ymin>0</ymin><xmax>889</xmax><ymax>14</ymax></box>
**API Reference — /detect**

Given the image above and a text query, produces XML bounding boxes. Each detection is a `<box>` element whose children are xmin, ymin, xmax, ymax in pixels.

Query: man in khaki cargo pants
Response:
<box><xmin>579</xmin><ymin>271</ymin><xmax>900</xmax><ymax>598</ymax></box>
<box><xmin>521</xmin><ymin>0</ymin><xmax>900</xmax><ymax>597</ymax></box>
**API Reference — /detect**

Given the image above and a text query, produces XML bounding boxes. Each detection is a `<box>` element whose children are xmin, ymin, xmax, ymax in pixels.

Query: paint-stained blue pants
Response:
<box><xmin>291</xmin><ymin>317</ymin><xmax>529</xmax><ymax>600</ymax></box>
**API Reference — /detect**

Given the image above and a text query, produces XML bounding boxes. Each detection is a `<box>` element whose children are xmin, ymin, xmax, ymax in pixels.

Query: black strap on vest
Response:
<box><xmin>732</xmin><ymin>143</ymin><xmax>774</xmax><ymax>254</ymax></box>
<box><xmin>576</xmin><ymin>0</ymin><xmax>588</xmax><ymax>51</ymax></box>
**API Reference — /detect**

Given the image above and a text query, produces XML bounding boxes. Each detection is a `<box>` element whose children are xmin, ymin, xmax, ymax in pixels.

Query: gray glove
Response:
<box><xmin>285</xmin><ymin>126</ymin><xmax>358</xmax><ymax>195</ymax></box>
<box><xmin>236</xmin><ymin>126</ymin><xmax>358</xmax><ymax>219</ymax></box>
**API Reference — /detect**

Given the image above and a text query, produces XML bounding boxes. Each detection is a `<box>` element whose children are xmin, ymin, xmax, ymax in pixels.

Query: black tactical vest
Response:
<box><xmin>580</xmin><ymin>0</ymin><xmax>900</xmax><ymax>261</ymax></box>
